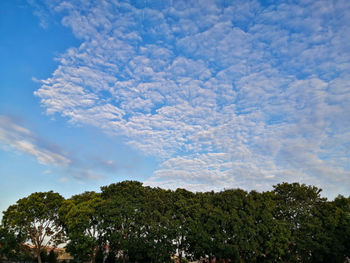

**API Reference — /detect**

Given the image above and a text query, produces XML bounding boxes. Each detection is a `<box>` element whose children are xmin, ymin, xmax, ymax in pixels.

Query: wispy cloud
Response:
<box><xmin>33</xmin><ymin>0</ymin><xmax>350</xmax><ymax>196</ymax></box>
<box><xmin>0</xmin><ymin>115</ymin><xmax>70</xmax><ymax>166</ymax></box>
<box><xmin>0</xmin><ymin>115</ymin><xmax>132</xmax><ymax>182</ymax></box>
<box><xmin>26</xmin><ymin>0</ymin><xmax>55</xmax><ymax>29</ymax></box>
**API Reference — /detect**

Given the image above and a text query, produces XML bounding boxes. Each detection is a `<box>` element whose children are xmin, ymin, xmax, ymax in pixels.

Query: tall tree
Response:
<box><xmin>2</xmin><ymin>191</ymin><xmax>65</xmax><ymax>263</ymax></box>
<box><xmin>0</xmin><ymin>226</ymin><xmax>23</xmax><ymax>262</ymax></box>
<box><xmin>59</xmin><ymin>191</ymin><xmax>104</xmax><ymax>263</ymax></box>
<box><xmin>100</xmin><ymin>181</ymin><xmax>147</xmax><ymax>262</ymax></box>
<box><xmin>244</xmin><ymin>191</ymin><xmax>290</xmax><ymax>262</ymax></box>
<box><xmin>101</xmin><ymin>181</ymin><xmax>176</xmax><ymax>263</ymax></box>
<box><xmin>171</xmin><ymin>188</ymin><xmax>198</xmax><ymax>262</ymax></box>
<box><xmin>186</xmin><ymin>191</ymin><xmax>239</xmax><ymax>262</ymax></box>
<box><xmin>213</xmin><ymin>189</ymin><xmax>247</xmax><ymax>262</ymax></box>
<box><xmin>139</xmin><ymin>187</ymin><xmax>176</xmax><ymax>262</ymax></box>
<box><xmin>320</xmin><ymin>195</ymin><xmax>350</xmax><ymax>263</ymax></box>
<box><xmin>273</xmin><ymin>182</ymin><xmax>326</xmax><ymax>262</ymax></box>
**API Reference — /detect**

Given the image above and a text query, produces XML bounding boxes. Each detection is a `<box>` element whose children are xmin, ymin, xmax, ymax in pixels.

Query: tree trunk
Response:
<box><xmin>37</xmin><ymin>247</ymin><xmax>42</xmax><ymax>263</ymax></box>
<box><xmin>91</xmin><ymin>247</ymin><xmax>96</xmax><ymax>263</ymax></box>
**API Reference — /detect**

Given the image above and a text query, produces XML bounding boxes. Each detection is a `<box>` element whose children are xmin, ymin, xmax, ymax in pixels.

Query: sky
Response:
<box><xmin>1</xmin><ymin>0</ymin><xmax>350</xmax><ymax>216</ymax></box>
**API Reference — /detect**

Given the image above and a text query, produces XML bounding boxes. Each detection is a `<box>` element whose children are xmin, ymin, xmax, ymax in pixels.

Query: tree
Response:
<box><xmin>0</xmin><ymin>226</ymin><xmax>23</xmax><ymax>262</ymax></box>
<box><xmin>171</xmin><ymin>188</ymin><xmax>198</xmax><ymax>263</ymax></box>
<box><xmin>2</xmin><ymin>181</ymin><xmax>348</xmax><ymax>263</ymax></box>
<box><xmin>310</xmin><ymin>195</ymin><xmax>350</xmax><ymax>263</ymax></box>
<box><xmin>333</xmin><ymin>195</ymin><xmax>350</xmax><ymax>259</ymax></box>
<box><xmin>245</xmin><ymin>191</ymin><xmax>290</xmax><ymax>263</ymax></box>
<box><xmin>135</xmin><ymin>187</ymin><xmax>175</xmax><ymax>263</ymax></box>
<box><xmin>101</xmin><ymin>181</ymin><xmax>176</xmax><ymax>263</ymax></box>
<box><xmin>2</xmin><ymin>191</ymin><xmax>65</xmax><ymax>263</ymax></box>
<box><xmin>186</xmin><ymin>191</ymin><xmax>240</xmax><ymax>263</ymax></box>
<box><xmin>40</xmin><ymin>248</ymin><xmax>48</xmax><ymax>263</ymax></box>
<box><xmin>94</xmin><ymin>246</ymin><xmax>104</xmax><ymax>263</ymax></box>
<box><xmin>211</xmin><ymin>189</ymin><xmax>246</xmax><ymax>262</ymax></box>
<box><xmin>100</xmin><ymin>181</ymin><xmax>147</xmax><ymax>263</ymax></box>
<box><xmin>47</xmin><ymin>250</ymin><xmax>58</xmax><ymax>263</ymax></box>
<box><xmin>273</xmin><ymin>182</ymin><xmax>326</xmax><ymax>262</ymax></box>
<box><xmin>59</xmin><ymin>191</ymin><xmax>104</xmax><ymax>263</ymax></box>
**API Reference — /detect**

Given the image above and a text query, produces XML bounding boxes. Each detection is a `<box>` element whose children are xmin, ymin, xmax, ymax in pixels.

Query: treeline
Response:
<box><xmin>1</xmin><ymin>181</ymin><xmax>350</xmax><ymax>263</ymax></box>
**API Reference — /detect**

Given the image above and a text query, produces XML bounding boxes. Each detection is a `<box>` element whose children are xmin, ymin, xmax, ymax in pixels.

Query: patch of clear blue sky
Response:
<box><xmin>0</xmin><ymin>0</ymin><xmax>78</xmax><ymax>120</ymax></box>
<box><xmin>0</xmin><ymin>0</ymin><xmax>157</xmax><ymax>217</ymax></box>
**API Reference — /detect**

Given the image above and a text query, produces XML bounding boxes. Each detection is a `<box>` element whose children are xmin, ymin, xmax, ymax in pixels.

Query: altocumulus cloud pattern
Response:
<box><xmin>34</xmin><ymin>0</ymin><xmax>350</xmax><ymax>194</ymax></box>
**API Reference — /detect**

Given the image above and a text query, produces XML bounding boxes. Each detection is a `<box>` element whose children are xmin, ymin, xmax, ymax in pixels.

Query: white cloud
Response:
<box><xmin>0</xmin><ymin>115</ymin><xmax>71</xmax><ymax>167</ymax></box>
<box><xmin>0</xmin><ymin>115</ymin><xmax>134</xmax><ymax>182</ymax></box>
<box><xmin>33</xmin><ymin>0</ymin><xmax>350</xmax><ymax>197</ymax></box>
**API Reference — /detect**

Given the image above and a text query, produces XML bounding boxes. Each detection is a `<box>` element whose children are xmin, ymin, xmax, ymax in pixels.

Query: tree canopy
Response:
<box><xmin>1</xmin><ymin>181</ymin><xmax>349</xmax><ymax>263</ymax></box>
<box><xmin>59</xmin><ymin>191</ymin><xmax>104</xmax><ymax>263</ymax></box>
<box><xmin>1</xmin><ymin>191</ymin><xmax>64</xmax><ymax>263</ymax></box>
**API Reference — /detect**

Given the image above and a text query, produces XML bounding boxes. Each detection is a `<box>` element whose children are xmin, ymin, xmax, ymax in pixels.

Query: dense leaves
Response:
<box><xmin>0</xmin><ymin>226</ymin><xmax>24</xmax><ymax>262</ymax></box>
<box><xmin>1</xmin><ymin>191</ymin><xmax>64</xmax><ymax>263</ymax></box>
<box><xmin>1</xmin><ymin>182</ymin><xmax>350</xmax><ymax>263</ymax></box>
<box><xmin>59</xmin><ymin>191</ymin><xmax>104</xmax><ymax>263</ymax></box>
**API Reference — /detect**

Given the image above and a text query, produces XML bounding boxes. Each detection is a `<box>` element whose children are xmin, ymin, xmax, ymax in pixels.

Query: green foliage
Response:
<box><xmin>2</xmin><ymin>181</ymin><xmax>350</xmax><ymax>263</ymax></box>
<box><xmin>273</xmin><ymin>182</ymin><xmax>327</xmax><ymax>262</ymax></box>
<box><xmin>1</xmin><ymin>191</ymin><xmax>65</xmax><ymax>263</ymax></box>
<box><xmin>100</xmin><ymin>181</ymin><xmax>176</xmax><ymax>263</ymax></box>
<box><xmin>0</xmin><ymin>226</ymin><xmax>23</xmax><ymax>261</ymax></box>
<box><xmin>59</xmin><ymin>191</ymin><xmax>104</xmax><ymax>263</ymax></box>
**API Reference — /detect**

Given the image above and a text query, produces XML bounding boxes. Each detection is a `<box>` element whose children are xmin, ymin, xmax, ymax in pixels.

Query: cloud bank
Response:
<box><xmin>33</xmin><ymin>0</ymin><xmax>350</xmax><ymax>195</ymax></box>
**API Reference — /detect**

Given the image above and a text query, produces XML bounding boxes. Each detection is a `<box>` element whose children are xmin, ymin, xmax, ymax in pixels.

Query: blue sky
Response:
<box><xmin>1</xmin><ymin>0</ymin><xmax>350</xmax><ymax>215</ymax></box>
